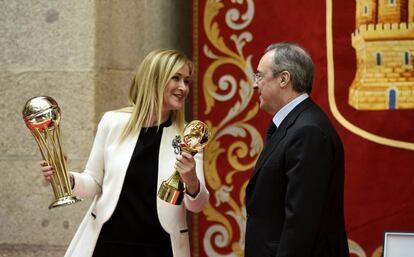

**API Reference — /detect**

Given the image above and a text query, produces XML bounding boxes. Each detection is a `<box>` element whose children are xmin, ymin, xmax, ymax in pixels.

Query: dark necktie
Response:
<box><xmin>265</xmin><ymin>121</ymin><xmax>277</xmax><ymax>143</ymax></box>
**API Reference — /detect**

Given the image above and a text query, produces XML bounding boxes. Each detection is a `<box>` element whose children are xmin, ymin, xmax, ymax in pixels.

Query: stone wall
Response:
<box><xmin>0</xmin><ymin>1</ymin><xmax>191</xmax><ymax>256</ymax></box>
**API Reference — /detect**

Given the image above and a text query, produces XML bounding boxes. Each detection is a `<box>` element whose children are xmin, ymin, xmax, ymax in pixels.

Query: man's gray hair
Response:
<box><xmin>265</xmin><ymin>42</ymin><xmax>314</xmax><ymax>94</ymax></box>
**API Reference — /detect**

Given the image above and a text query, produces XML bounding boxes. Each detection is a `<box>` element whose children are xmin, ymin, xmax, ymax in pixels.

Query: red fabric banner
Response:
<box><xmin>192</xmin><ymin>1</ymin><xmax>414</xmax><ymax>256</ymax></box>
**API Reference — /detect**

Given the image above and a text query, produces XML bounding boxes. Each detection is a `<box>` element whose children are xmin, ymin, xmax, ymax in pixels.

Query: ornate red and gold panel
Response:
<box><xmin>192</xmin><ymin>1</ymin><xmax>414</xmax><ymax>257</ymax></box>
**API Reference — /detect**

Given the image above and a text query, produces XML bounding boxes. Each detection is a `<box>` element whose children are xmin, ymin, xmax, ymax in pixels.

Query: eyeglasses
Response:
<box><xmin>253</xmin><ymin>72</ymin><xmax>264</xmax><ymax>84</ymax></box>
<box><xmin>253</xmin><ymin>70</ymin><xmax>286</xmax><ymax>84</ymax></box>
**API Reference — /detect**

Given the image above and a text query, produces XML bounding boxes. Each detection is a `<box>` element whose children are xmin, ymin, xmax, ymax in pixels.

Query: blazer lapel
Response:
<box><xmin>98</xmin><ymin>117</ymin><xmax>140</xmax><ymax>223</ymax></box>
<box><xmin>250</xmin><ymin>98</ymin><xmax>314</xmax><ymax>180</ymax></box>
<box><xmin>116</xmin><ymin>133</ymin><xmax>140</xmax><ymax>178</ymax></box>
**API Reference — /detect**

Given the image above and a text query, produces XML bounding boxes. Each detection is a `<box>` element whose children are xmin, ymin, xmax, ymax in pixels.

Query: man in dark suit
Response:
<box><xmin>244</xmin><ymin>42</ymin><xmax>349</xmax><ymax>257</ymax></box>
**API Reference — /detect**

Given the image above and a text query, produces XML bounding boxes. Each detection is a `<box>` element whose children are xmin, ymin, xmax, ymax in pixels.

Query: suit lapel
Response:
<box><xmin>250</xmin><ymin>98</ymin><xmax>314</xmax><ymax>180</ymax></box>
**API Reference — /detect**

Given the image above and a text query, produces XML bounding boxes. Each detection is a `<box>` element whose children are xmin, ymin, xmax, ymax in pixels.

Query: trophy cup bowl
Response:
<box><xmin>23</xmin><ymin>96</ymin><xmax>81</xmax><ymax>209</ymax></box>
<box><xmin>157</xmin><ymin>120</ymin><xmax>209</xmax><ymax>205</ymax></box>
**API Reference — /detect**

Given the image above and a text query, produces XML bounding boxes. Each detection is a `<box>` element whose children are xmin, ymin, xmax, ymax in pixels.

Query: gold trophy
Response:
<box><xmin>22</xmin><ymin>96</ymin><xmax>81</xmax><ymax>209</ymax></box>
<box><xmin>158</xmin><ymin>120</ymin><xmax>209</xmax><ymax>205</ymax></box>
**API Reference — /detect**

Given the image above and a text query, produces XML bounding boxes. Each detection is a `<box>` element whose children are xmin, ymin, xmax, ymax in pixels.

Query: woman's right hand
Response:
<box><xmin>39</xmin><ymin>161</ymin><xmax>55</xmax><ymax>182</ymax></box>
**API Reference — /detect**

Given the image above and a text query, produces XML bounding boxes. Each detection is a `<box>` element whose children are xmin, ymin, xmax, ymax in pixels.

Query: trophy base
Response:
<box><xmin>49</xmin><ymin>196</ymin><xmax>82</xmax><ymax>209</ymax></box>
<box><xmin>158</xmin><ymin>182</ymin><xmax>184</xmax><ymax>205</ymax></box>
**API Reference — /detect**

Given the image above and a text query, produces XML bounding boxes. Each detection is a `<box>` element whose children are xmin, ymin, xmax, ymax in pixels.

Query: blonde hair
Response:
<box><xmin>118</xmin><ymin>49</ymin><xmax>193</xmax><ymax>141</ymax></box>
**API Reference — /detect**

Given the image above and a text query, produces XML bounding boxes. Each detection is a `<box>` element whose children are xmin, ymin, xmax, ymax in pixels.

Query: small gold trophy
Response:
<box><xmin>22</xmin><ymin>96</ymin><xmax>81</xmax><ymax>209</ymax></box>
<box><xmin>157</xmin><ymin>120</ymin><xmax>209</xmax><ymax>205</ymax></box>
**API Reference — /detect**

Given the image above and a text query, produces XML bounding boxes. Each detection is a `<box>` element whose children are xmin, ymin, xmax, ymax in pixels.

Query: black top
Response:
<box><xmin>96</xmin><ymin>119</ymin><xmax>173</xmax><ymax>255</ymax></box>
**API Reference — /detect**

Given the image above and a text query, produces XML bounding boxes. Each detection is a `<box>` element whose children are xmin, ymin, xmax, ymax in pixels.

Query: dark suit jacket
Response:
<box><xmin>245</xmin><ymin>98</ymin><xmax>349</xmax><ymax>257</ymax></box>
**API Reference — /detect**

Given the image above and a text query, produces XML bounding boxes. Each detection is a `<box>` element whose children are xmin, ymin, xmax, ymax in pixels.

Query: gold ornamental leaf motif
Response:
<box><xmin>202</xmin><ymin>64</ymin><xmax>217</xmax><ymax>115</ymax></box>
<box><xmin>201</xmin><ymin>1</ymin><xmax>257</xmax><ymax>256</ymax></box>
<box><xmin>239</xmin><ymin>181</ymin><xmax>248</xmax><ymax>209</ymax></box>
<box><xmin>231</xmin><ymin>242</ymin><xmax>244</xmax><ymax>256</ymax></box>
<box><xmin>204</xmin><ymin>0</ymin><xmax>240</xmax><ymax>59</ymax></box>
<box><xmin>203</xmin><ymin>57</ymin><xmax>248</xmax><ymax>115</ymax></box>
<box><xmin>347</xmin><ymin>239</ymin><xmax>367</xmax><ymax>257</ymax></box>
<box><xmin>216</xmin><ymin>78</ymin><xmax>253</xmax><ymax>127</ymax></box>
<box><xmin>203</xmin><ymin>58</ymin><xmax>238</xmax><ymax>114</ymax></box>
<box><xmin>204</xmin><ymin>133</ymin><xmax>224</xmax><ymax>190</ymax></box>
<box><xmin>203</xmin><ymin>0</ymin><xmax>250</xmax><ymax>115</ymax></box>
<box><xmin>371</xmin><ymin>246</ymin><xmax>383</xmax><ymax>257</ymax></box>
<box><xmin>227</xmin><ymin>142</ymin><xmax>250</xmax><ymax>170</ymax></box>
<box><xmin>203</xmin><ymin>201</ymin><xmax>234</xmax><ymax>241</ymax></box>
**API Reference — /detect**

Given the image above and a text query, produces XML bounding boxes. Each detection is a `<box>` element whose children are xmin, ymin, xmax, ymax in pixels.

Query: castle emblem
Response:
<box><xmin>349</xmin><ymin>0</ymin><xmax>414</xmax><ymax>110</ymax></box>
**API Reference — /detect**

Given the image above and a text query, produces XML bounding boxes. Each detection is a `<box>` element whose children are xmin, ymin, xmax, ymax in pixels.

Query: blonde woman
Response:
<box><xmin>40</xmin><ymin>49</ymin><xmax>209</xmax><ymax>257</ymax></box>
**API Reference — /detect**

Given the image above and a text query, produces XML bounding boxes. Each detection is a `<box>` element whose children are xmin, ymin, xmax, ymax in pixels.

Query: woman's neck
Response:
<box><xmin>150</xmin><ymin>112</ymin><xmax>170</xmax><ymax>126</ymax></box>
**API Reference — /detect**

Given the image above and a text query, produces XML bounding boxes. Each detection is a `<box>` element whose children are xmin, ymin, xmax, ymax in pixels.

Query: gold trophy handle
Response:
<box><xmin>157</xmin><ymin>171</ymin><xmax>185</xmax><ymax>205</ymax></box>
<box><xmin>157</xmin><ymin>120</ymin><xmax>209</xmax><ymax>205</ymax></box>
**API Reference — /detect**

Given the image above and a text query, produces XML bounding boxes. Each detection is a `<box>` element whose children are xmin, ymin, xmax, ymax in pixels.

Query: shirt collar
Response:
<box><xmin>272</xmin><ymin>93</ymin><xmax>309</xmax><ymax>128</ymax></box>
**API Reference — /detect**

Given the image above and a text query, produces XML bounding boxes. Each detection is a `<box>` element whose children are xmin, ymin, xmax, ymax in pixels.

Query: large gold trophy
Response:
<box><xmin>158</xmin><ymin>120</ymin><xmax>209</xmax><ymax>205</ymax></box>
<box><xmin>22</xmin><ymin>96</ymin><xmax>81</xmax><ymax>209</ymax></box>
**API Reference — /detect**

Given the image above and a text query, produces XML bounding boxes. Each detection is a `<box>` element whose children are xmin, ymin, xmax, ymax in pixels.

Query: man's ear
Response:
<box><xmin>280</xmin><ymin>71</ymin><xmax>290</xmax><ymax>86</ymax></box>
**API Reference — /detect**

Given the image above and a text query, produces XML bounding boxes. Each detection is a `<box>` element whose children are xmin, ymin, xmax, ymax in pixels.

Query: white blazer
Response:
<box><xmin>65</xmin><ymin>111</ymin><xmax>209</xmax><ymax>257</ymax></box>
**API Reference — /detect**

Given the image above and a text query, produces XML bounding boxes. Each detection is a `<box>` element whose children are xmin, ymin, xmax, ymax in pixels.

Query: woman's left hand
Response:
<box><xmin>175</xmin><ymin>151</ymin><xmax>200</xmax><ymax>196</ymax></box>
